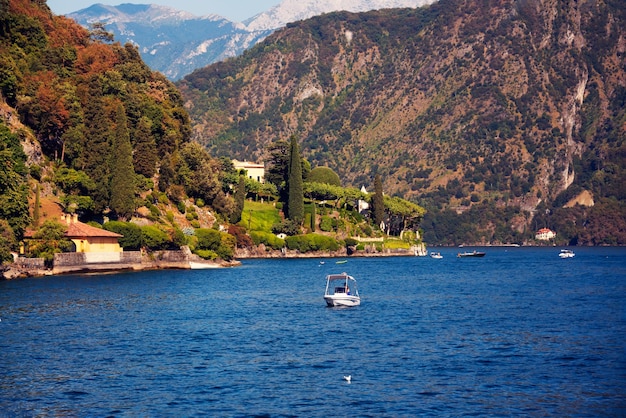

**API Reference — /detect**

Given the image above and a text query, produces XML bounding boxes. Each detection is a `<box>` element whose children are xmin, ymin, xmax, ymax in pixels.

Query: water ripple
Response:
<box><xmin>1</xmin><ymin>247</ymin><xmax>625</xmax><ymax>416</ymax></box>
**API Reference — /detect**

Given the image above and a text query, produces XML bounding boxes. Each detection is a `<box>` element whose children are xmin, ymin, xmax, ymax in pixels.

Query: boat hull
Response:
<box><xmin>457</xmin><ymin>252</ymin><xmax>485</xmax><ymax>257</ymax></box>
<box><xmin>324</xmin><ymin>295</ymin><xmax>360</xmax><ymax>307</ymax></box>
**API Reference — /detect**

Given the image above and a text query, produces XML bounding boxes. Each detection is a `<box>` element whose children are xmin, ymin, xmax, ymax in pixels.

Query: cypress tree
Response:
<box><xmin>265</xmin><ymin>140</ymin><xmax>289</xmax><ymax>206</ymax></box>
<box><xmin>109</xmin><ymin>103</ymin><xmax>136</xmax><ymax>220</ymax></box>
<box><xmin>372</xmin><ymin>173</ymin><xmax>385</xmax><ymax>230</ymax></box>
<box><xmin>230</xmin><ymin>175</ymin><xmax>246</xmax><ymax>224</ymax></box>
<box><xmin>132</xmin><ymin>116</ymin><xmax>157</xmax><ymax>178</ymax></box>
<box><xmin>287</xmin><ymin>135</ymin><xmax>304</xmax><ymax>224</ymax></box>
<box><xmin>83</xmin><ymin>77</ymin><xmax>111</xmax><ymax>212</ymax></box>
<box><xmin>33</xmin><ymin>184</ymin><xmax>40</xmax><ymax>227</ymax></box>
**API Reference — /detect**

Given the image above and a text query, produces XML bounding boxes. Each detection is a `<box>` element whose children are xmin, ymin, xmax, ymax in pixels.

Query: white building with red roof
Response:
<box><xmin>535</xmin><ymin>228</ymin><xmax>556</xmax><ymax>241</ymax></box>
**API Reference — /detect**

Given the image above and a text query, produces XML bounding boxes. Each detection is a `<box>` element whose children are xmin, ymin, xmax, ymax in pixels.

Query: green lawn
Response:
<box><xmin>241</xmin><ymin>201</ymin><xmax>281</xmax><ymax>233</ymax></box>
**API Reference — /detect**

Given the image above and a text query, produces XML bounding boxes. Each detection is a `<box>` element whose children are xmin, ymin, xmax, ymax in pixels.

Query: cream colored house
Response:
<box><xmin>535</xmin><ymin>228</ymin><xmax>556</xmax><ymax>241</ymax></box>
<box><xmin>61</xmin><ymin>213</ymin><xmax>123</xmax><ymax>254</ymax></box>
<box><xmin>233</xmin><ymin>159</ymin><xmax>265</xmax><ymax>183</ymax></box>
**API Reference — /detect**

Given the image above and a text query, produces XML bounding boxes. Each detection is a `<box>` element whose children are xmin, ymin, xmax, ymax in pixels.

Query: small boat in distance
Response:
<box><xmin>430</xmin><ymin>252</ymin><xmax>443</xmax><ymax>259</ymax></box>
<box><xmin>559</xmin><ymin>249</ymin><xmax>575</xmax><ymax>258</ymax></box>
<box><xmin>457</xmin><ymin>250</ymin><xmax>486</xmax><ymax>258</ymax></box>
<box><xmin>335</xmin><ymin>260</ymin><xmax>347</xmax><ymax>264</ymax></box>
<box><xmin>324</xmin><ymin>272</ymin><xmax>360</xmax><ymax>307</ymax></box>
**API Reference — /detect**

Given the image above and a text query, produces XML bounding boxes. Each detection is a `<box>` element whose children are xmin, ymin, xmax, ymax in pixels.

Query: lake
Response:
<box><xmin>1</xmin><ymin>247</ymin><xmax>625</xmax><ymax>416</ymax></box>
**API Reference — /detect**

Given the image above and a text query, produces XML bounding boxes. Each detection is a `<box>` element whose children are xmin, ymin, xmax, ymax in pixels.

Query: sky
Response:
<box><xmin>46</xmin><ymin>0</ymin><xmax>282</xmax><ymax>22</ymax></box>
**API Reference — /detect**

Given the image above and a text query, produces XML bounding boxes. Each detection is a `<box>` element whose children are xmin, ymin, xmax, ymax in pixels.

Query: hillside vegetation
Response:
<box><xmin>0</xmin><ymin>0</ymin><xmax>425</xmax><ymax>265</ymax></box>
<box><xmin>179</xmin><ymin>0</ymin><xmax>626</xmax><ymax>245</ymax></box>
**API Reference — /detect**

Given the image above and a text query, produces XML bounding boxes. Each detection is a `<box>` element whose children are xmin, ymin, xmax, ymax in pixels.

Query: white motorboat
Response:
<box><xmin>430</xmin><ymin>251</ymin><xmax>443</xmax><ymax>259</ymax></box>
<box><xmin>324</xmin><ymin>272</ymin><xmax>360</xmax><ymax>307</ymax></box>
<box><xmin>559</xmin><ymin>249</ymin><xmax>575</xmax><ymax>258</ymax></box>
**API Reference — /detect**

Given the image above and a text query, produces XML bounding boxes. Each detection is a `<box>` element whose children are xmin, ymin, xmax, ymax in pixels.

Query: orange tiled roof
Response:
<box><xmin>65</xmin><ymin>221</ymin><xmax>123</xmax><ymax>238</ymax></box>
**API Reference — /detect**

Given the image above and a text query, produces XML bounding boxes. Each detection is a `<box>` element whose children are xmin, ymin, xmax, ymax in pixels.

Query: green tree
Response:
<box><xmin>0</xmin><ymin>219</ymin><xmax>16</xmax><ymax>263</ymax></box>
<box><xmin>27</xmin><ymin>220</ymin><xmax>73</xmax><ymax>266</ymax></box>
<box><xmin>83</xmin><ymin>77</ymin><xmax>111</xmax><ymax>212</ymax></box>
<box><xmin>141</xmin><ymin>225</ymin><xmax>170</xmax><ymax>250</ymax></box>
<box><xmin>230</xmin><ymin>175</ymin><xmax>246</xmax><ymax>224</ymax></box>
<box><xmin>195</xmin><ymin>228</ymin><xmax>222</xmax><ymax>251</ymax></box>
<box><xmin>104</xmin><ymin>220</ymin><xmax>142</xmax><ymax>250</ymax></box>
<box><xmin>265</xmin><ymin>139</ymin><xmax>290</xmax><ymax>204</ymax></box>
<box><xmin>0</xmin><ymin>125</ymin><xmax>30</xmax><ymax>236</ymax></box>
<box><xmin>132</xmin><ymin>116</ymin><xmax>157</xmax><ymax>178</ymax></box>
<box><xmin>287</xmin><ymin>135</ymin><xmax>304</xmax><ymax>224</ymax></box>
<box><xmin>89</xmin><ymin>22</ymin><xmax>114</xmax><ymax>43</ymax></box>
<box><xmin>33</xmin><ymin>184</ymin><xmax>41</xmax><ymax>227</ymax></box>
<box><xmin>307</xmin><ymin>166</ymin><xmax>341</xmax><ymax>186</ymax></box>
<box><xmin>109</xmin><ymin>103</ymin><xmax>136</xmax><ymax>219</ymax></box>
<box><xmin>372</xmin><ymin>173</ymin><xmax>385</xmax><ymax>229</ymax></box>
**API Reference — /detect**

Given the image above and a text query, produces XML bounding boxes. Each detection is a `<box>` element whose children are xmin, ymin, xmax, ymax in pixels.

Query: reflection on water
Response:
<box><xmin>1</xmin><ymin>247</ymin><xmax>625</xmax><ymax>416</ymax></box>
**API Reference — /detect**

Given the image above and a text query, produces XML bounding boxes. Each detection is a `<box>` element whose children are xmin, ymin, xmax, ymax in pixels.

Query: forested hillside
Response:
<box><xmin>0</xmin><ymin>0</ymin><xmax>238</xmax><ymax>260</ymax></box>
<box><xmin>179</xmin><ymin>0</ymin><xmax>626</xmax><ymax>245</ymax></box>
<box><xmin>1</xmin><ymin>0</ymin><xmax>426</xmax><ymax>266</ymax></box>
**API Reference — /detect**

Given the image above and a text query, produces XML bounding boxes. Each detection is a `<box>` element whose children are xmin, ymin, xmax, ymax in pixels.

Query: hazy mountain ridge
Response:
<box><xmin>67</xmin><ymin>0</ymin><xmax>437</xmax><ymax>80</ymax></box>
<box><xmin>178</xmin><ymin>0</ymin><xmax>626</xmax><ymax>244</ymax></box>
<box><xmin>244</xmin><ymin>0</ymin><xmax>435</xmax><ymax>31</ymax></box>
<box><xmin>68</xmin><ymin>4</ymin><xmax>270</xmax><ymax>80</ymax></box>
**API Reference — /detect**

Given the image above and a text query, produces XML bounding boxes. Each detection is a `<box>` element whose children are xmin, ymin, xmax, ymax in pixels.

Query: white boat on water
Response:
<box><xmin>559</xmin><ymin>249</ymin><xmax>575</xmax><ymax>258</ymax></box>
<box><xmin>324</xmin><ymin>272</ymin><xmax>360</xmax><ymax>307</ymax></box>
<box><xmin>430</xmin><ymin>252</ymin><xmax>443</xmax><ymax>259</ymax></box>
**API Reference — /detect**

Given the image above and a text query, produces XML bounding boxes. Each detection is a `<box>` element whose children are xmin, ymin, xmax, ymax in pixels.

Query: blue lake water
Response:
<box><xmin>1</xmin><ymin>247</ymin><xmax>625</xmax><ymax>416</ymax></box>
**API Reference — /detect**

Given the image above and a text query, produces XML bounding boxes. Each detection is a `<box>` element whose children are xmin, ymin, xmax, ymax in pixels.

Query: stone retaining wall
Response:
<box><xmin>15</xmin><ymin>257</ymin><xmax>45</xmax><ymax>269</ymax></box>
<box><xmin>54</xmin><ymin>252</ymin><xmax>86</xmax><ymax>266</ymax></box>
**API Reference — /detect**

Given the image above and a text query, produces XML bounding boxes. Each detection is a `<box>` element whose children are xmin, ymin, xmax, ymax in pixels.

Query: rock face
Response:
<box><xmin>1</xmin><ymin>266</ymin><xmax>26</xmax><ymax>280</ymax></box>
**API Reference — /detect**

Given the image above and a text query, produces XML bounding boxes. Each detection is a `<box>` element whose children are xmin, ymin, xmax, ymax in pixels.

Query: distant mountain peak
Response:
<box><xmin>71</xmin><ymin>3</ymin><xmax>208</xmax><ymax>25</ymax></box>
<box><xmin>67</xmin><ymin>1</ymin><xmax>438</xmax><ymax>79</ymax></box>
<box><xmin>245</xmin><ymin>0</ymin><xmax>437</xmax><ymax>31</ymax></box>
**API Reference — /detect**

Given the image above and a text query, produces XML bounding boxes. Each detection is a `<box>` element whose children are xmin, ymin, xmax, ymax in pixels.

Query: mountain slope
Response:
<box><xmin>67</xmin><ymin>1</ymin><xmax>437</xmax><ymax>80</ymax></box>
<box><xmin>178</xmin><ymin>0</ymin><xmax>626</xmax><ymax>244</ymax></box>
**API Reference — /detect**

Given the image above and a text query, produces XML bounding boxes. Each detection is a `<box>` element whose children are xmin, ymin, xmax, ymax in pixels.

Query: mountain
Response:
<box><xmin>244</xmin><ymin>0</ymin><xmax>435</xmax><ymax>31</ymax></box>
<box><xmin>178</xmin><ymin>0</ymin><xmax>626</xmax><ymax>245</ymax></box>
<box><xmin>0</xmin><ymin>0</ymin><xmax>230</xmax><ymax>232</ymax></box>
<box><xmin>67</xmin><ymin>4</ymin><xmax>272</xmax><ymax>80</ymax></box>
<box><xmin>67</xmin><ymin>1</ymin><xmax>436</xmax><ymax>80</ymax></box>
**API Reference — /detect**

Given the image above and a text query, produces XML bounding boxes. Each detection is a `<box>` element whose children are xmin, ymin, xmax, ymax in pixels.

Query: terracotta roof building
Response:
<box><xmin>535</xmin><ymin>228</ymin><xmax>556</xmax><ymax>241</ymax></box>
<box><xmin>59</xmin><ymin>214</ymin><xmax>123</xmax><ymax>256</ymax></box>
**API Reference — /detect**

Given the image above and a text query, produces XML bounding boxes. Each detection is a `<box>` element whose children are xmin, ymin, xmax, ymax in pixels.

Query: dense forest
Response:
<box><xmin>179</xmin><ymin>0</ymin><xmax>626</xmax><ymax>245</ymax></box>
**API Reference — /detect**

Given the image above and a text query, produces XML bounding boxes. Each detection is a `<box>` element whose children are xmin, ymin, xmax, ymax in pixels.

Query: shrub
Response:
<box><xmin>319</xmin><ymin>216</ymin><xmax>333</xmax><ymax>232</ymax></box>
<box><xmin>194</xmin><ymin>228</ymin><xmax>236</xmax><ymax>260</ymax></box>
<box><xmin>195</xmin><ymin>249</ymin><xmax>217</xmax><ymax>260</ymax></box>
<box><xmin>195</xmin><ymin>228</ymin><xmax>221</xmax><ymax>250</ymax></box>
<box><xmin>104</xmin><ymin>221</ymin><xmax>142</xmax><ymax>250</ymax></box>
<box><xmin>228</xmin><ymin>225</ymin><xmax>253</xmax><ymax>248</ymax></box>
<box><xmin>271</xmin><ymin>219</ymin><xmax>301</xmax><ymax>236</ymax></box>
<box><xmin>250</xmin><ymin>231</ymin><xmax>285</xmax><ymax>250</ymax></box>
<box><xmin>141</xmin><ymin>225</ymin><xmax>170</xmax><ymax>251</ymax></box>
<box><xmin>344</xmin><ymin>237</ymin><xmax>358</xmax><ymax>247</ymax></box>
<box><xmin>285</xmin><ymin>233</ymin><xmax>339</xmax><ymax>252</ymax></box>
